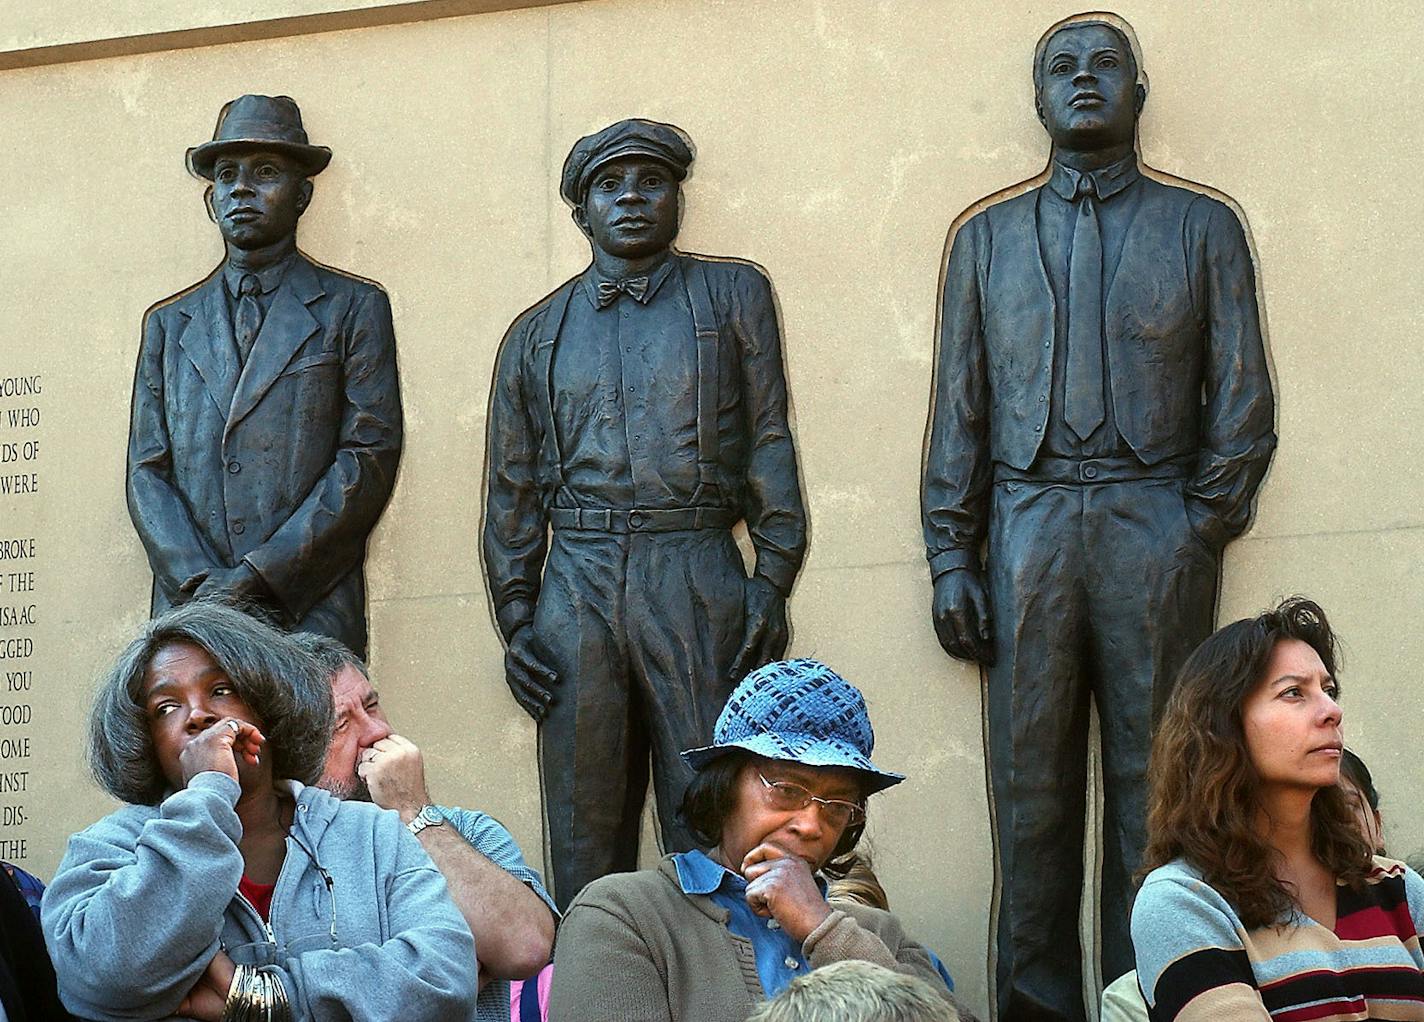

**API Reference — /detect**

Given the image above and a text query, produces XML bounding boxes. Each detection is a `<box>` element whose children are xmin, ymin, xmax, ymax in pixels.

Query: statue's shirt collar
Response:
<box><xmin>1048</xmin><ymin>154</ymin><xmax>1140</xmax><ymax>203</ymax></box>
<box><xmin>223</xmin><ymin>250</ymin><xmax>297</xmax><ymax>299</ymax></box>
<box><xmin>580</xmin><ymin>251</ymin><xmax>678</xmax><ymax>309</ymax></box>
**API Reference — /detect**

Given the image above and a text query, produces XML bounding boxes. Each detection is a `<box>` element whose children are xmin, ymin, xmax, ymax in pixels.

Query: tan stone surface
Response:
<box><xmin>1</xmin><ymin>3</ymin><xmax>1422</xmax><ymax>1019</ymax></box>
<box><xmin>1</xmin><ymin>0</ymin><xmax>413</xmax><ymax>51</ymax></box>
<box><xmin>0</xmin><ymin>0</ymin><xmax>580</xmax><ymax>70</ymax></box>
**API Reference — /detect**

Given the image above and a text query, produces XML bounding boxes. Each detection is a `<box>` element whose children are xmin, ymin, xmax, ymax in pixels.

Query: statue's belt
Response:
<box><xmin>995</xmin><ymin>453</ymin><xmax>1194</xmax><ymax>486</ymax></box>
<box><xmin>549</xmin><ymin>506</ymin><xmax>738</xmax><ymax>533</ymax></box>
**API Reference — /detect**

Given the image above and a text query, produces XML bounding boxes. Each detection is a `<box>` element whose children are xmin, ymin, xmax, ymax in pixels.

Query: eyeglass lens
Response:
<box><xmin>761</xmin><ymin>775</ymin><xmax>864</xmax><ymax>826</ymax></box>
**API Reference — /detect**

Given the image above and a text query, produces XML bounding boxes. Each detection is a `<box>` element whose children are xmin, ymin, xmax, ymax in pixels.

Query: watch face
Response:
<box><xmin>408</xmin><ymin>806</ymin><xmax>442</xmax><ymax>834</ymax></box>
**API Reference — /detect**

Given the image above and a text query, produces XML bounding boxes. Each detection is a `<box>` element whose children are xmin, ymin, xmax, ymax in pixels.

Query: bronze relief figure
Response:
<box><xmin>922</xmin><ymin>16</ymin><xmax>1275</xmax><ymax>1020</ymax></box>
<box><xmin>483</xmin><ymin>119</ymin><xmax>807</xmax><ymax>907</ymax></box>
<box><xmin>127</xmin><ymin>95</ymin><xmax>403</xmax><ymax>658</ymax></box>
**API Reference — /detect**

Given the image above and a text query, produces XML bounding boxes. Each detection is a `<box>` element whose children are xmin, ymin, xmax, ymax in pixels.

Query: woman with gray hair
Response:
<box><xmin>41</xmin><ymin>601</ymin><xmax>479</xmax><ymax>1022</ymax></box>
<box><xmin>747</xmin><ymin>961</ymin><xmax>959</xmax><ymax>1022</ymax></box>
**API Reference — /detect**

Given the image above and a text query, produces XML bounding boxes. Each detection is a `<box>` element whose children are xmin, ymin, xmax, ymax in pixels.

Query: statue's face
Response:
<box><xmin>578</xmin><ymin>157</ymin><xmax>680</xmax><ymax>260</ymax></box>
<box><xmin>210</xmin><ymin>149</ymin><xmax>311</xmax><ymax>250</ymax></box>
<box><xmin>1036</xmin><ymin>23</ymin><xmax>1141</xmax><ymax>152</ymax></box>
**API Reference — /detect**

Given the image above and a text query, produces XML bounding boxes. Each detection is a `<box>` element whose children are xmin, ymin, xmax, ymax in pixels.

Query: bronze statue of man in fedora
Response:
<box><xmin>923</xmin><ymin>15</ymin><xmax>1275</xmax><ymax>1021</ymax></box>
<box><xmin>127</xmin><ymin>95</ymin><xmax>403</xmax><ymax>658</ymax></box>
<box><xmin>484</xmin><ymin>118</ymin><xmax>807</xmax><ymax>907</ymax></box>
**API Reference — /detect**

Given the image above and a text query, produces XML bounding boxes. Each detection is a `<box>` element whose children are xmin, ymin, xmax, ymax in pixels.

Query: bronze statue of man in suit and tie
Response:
<box><xmin>922</xmin><ymin>16</ymin><xmax>1275</xmax><ymax>1020</ymax></box>
<box><xmin>128</xmin><ymin>95</ymin><xmax>403</xmax><ymax>658</ymax></box>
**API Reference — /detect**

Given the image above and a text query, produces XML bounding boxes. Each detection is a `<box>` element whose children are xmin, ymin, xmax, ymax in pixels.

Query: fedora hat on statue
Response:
<box><xmin>187</xmin><ymin>94</ymin><xmax>332</xmax><ymax>180</ymax></box>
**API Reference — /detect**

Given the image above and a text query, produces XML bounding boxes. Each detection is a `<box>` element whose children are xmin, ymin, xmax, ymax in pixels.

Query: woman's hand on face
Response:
<box><xmin>741</xmin><ymin>842</ymin><xmax>833</xmax><ymax>944</ymax></box>
<box><xmin>178</xmin><ymin>717</ymin><xmax>265</xmax><ymax>787</ymax></box>
<box><xmin>177</xmin><ymin>949</ymin><xmax>236</xmax><ymax>1021</ymax></box>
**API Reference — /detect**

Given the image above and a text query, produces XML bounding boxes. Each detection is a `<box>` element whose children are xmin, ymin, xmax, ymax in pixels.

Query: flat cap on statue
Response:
<box><xmin>681</xmin><ymin>658</ymin><xmax>905</xmax><ymax>793</ymax></box>
<box><xmin>559</xmin><ymin>118</ymin><xmax>695</xmax><ymax>207</ymax></box>
<box><xmin>187</xmin><ymin>94</ymin><xmax>333</xmax><ymax>180</ymax></box>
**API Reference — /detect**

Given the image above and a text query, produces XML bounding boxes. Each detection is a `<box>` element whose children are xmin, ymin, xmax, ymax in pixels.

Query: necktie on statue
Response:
<box><xmin>596</xmin><ymin>276</ymin><xmax>651</xmax><ymax>309</ymax></box>
<box><xmin>234</xmin><ymin>273</ymin><xmax>263</xmax><ymax>365</ymax></box>
<box><xmin>1064</xmin><ymin>174</ymin><xmax>1105</xmax><ymax>442</ymax></box>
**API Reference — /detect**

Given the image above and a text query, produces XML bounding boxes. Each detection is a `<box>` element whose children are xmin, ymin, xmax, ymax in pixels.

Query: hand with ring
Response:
<box><xmin>356</xmin><ymin>736</ymin><xmax>432</xmax><ymax>822</ymax></box>
<box><xmin>178</xmin><ymin>717</ymin><xmax>265</xmax><ymax>787</ymax></box>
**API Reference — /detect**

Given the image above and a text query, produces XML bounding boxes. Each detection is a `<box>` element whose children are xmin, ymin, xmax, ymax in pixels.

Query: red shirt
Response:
<box><xmin>238</xmin><ymin>875</ymin><xmax>276</xmax><ymax>922</ymax></box>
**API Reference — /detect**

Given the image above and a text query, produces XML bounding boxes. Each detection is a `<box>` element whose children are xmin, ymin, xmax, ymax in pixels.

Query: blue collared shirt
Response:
<box><xmin>672</xmin><ymin>849</ymin><xmax>818</xmax><ymax>998</ymax></box>
<box><xmin>435</xmin><ymin>806</ymin><xmax>560</xmax><ymax>1022</ymax></box>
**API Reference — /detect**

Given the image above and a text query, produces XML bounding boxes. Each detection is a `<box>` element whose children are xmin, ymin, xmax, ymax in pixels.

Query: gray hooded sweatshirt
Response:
<box><xmin>41</xmin><ymin>771</ymin><xmax>478</xmax><ymax>1021</ymax></box>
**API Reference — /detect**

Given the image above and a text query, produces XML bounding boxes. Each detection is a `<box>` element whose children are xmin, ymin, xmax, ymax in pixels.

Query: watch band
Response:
<box><xmin>406</xmin><ymin>804</ymin><xmax>444</xmax><ymax>836</ymax></box>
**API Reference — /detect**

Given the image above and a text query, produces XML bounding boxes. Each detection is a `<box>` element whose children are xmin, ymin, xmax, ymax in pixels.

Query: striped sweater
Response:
<box><xmin>1133</xmin><ymin>857</ymin><xmax>1424</xmax><ymax>1020</ymax></box>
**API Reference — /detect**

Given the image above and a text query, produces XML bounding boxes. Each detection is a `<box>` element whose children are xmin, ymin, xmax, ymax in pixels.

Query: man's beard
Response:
<box><xmin>321</xmin><ymin>772</ymin><xmax>372</xmax><ymax>802</ymax></box>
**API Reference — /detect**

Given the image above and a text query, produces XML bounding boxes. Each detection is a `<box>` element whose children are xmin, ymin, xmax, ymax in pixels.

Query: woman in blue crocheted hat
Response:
<box><xmin>547</xmin><ymin>658</ymin><xmax>971</xmax><ymax>1022</ymax></box>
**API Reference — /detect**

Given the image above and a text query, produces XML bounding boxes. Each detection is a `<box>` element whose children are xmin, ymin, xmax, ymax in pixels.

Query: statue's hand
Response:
<box><xmin>191</xmin><ymin>562</ymin><xmax>274</xmax><ymax>609</ymax></box>
<box><xmin>505</xmin><ymin>624</ymin><xmax>558</xmax><ymax>722</ymax></box>
<box><xmin>177</xmin><ymin>571</ymin><xmax>211</xmax><ymax>598</ymax></box>
<box><xmin>932</xmin><ymin>569</ymin><xmax>994</xmax><ymax>665</ymax></box>
<box><xmin>728</xmin><ymin>577</ymin><xmax>789</xmax><ymax>683</ymax></box>
<box><xmin>1184</xmin><ymin>497</ymin><xmax>1228</xmax><ymax>551</ymax></box>
<box><xmin>190</xmin><ymin>571</ymin><xmax>226</xmax><ymax>601</ymax></box>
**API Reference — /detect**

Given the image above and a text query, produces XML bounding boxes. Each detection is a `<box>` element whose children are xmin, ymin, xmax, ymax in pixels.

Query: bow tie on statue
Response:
<box><xmin>596</xmin><ymin>276</ymin><xmax>650</xmax><ymax>308</ymax></box>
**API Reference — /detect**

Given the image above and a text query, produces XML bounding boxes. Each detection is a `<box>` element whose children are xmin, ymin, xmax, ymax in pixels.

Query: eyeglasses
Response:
<box><xmin>758</xmin><ymin>773</ymin><xmax>866</xmax><ymax>828</ymax></box>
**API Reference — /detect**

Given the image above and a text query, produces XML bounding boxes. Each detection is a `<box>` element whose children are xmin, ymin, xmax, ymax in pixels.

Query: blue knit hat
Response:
<box><xmin>681</xmin><ymin>659</ymin><xmax>904</xmax><ymax>793</ymax></box>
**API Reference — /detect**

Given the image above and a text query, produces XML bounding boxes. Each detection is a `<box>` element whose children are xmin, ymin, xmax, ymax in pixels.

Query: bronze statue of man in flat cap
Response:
<box><xmin>484</xmin><ymin>118</ymin><xmax>807</xmax><ymax>906</ymax></box>
<box><xmin>922</xmin><ymin>16</ymin><xmax>1275</xmax><ymax>1021</ymax></box>
<box><xmin>128</xmin><ymin>95</ymin><xmax>403</xmax><ymax>658</ymax></box>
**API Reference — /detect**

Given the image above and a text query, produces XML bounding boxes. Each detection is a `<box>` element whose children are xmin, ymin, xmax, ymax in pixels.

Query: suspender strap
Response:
<box><xmin>682</xmin><ymin>256</ymin><xmax>721</xmax><ymax>490</ymax></box>
<box><xmin>538</xmin><ymin>281</ymin><xmax>576</xmax><ymax>500</ymax></box>
<box><xmin>517</xmin><ymin>974</ymin><xmax>544</xmax><ymax>1022</ymax></box>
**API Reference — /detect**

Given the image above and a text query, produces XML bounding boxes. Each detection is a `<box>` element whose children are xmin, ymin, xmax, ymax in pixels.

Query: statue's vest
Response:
<box><xmin>978</xmin><ymin>176</ymin><xmax>1216</xmax><ymax>470</ymax></box>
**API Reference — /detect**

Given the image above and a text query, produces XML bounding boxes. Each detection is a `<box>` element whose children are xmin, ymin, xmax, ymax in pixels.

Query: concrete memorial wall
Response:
<box><xmin>2</xmin><ymin>1</ymin><xmax>1423</xmax><ymax>1017</ymax></box>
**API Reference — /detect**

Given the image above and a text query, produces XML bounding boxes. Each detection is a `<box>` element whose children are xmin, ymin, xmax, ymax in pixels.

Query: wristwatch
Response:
<box><xmin>406</xmin><ymin>804</ymin><xmax>445</xmax><ymax>836</ymax></box>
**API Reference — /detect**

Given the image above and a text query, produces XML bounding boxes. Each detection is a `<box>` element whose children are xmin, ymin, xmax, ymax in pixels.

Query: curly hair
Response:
<box><xmin>89</xmin><ymin>601</ymin><xmax>334</xmax><ymax>804</ymax></box>
<box><xmin>1141</xmin><ymin>596</ymin><xmax>1374</xmax><ymax>929</ymax></box>
<box><xmin>1339</xmin><ymin>748</ymin><xmax>1380</xmax><ymax>812</ymax></box>
<box><xmin>824</xmin><ymin>851</ymin><xmax>889</xmax><ymax>911</ymax></box>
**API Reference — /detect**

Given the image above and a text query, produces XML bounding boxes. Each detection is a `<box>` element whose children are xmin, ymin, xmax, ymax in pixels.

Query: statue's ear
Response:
<box><xmin>1034</xmin><ymin>90</ymin><xmax>1047</xmax><ymax>128</ymax></box>
<box><xmin>572</xmin><ymin>204</ymin><xmax>592</xmax><ymax>239</ymax></box>
<box><xmin>296</xmin><ymin>179</ymin><xmax>313</xmax><ymax>216</ymax></box>
<box><xmin>1135</xmin><ymin>82</ymin><xmax>1147</xmax><ymax>115</ymax></box>
<box><xmin>203</xmin><ymin>185</ymin><xmax>218</xmax><ymax>225</ymax></box>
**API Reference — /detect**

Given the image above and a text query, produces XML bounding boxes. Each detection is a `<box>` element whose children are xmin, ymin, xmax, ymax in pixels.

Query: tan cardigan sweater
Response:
<box><xmin>547</xmin><ymin>855</ymin><xmax>970</xmax><ymax>1022</ymax></box>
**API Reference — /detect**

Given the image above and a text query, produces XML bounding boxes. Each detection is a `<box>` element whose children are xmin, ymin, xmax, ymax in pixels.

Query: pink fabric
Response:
<box><xmin>509</xmin><ymin>963</ymin><xmax>553</xmax><ymax>1020</ymax></box>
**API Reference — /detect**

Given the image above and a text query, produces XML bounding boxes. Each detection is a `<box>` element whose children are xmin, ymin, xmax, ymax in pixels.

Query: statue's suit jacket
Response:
<box><xmin>924</xmin><ymin>173</ymin><xmax>1276</xmax><ymax>575</ymax></box>
<box><xmin>127</xmin><ymin>252</ymin><xmax>403</xmax><ymax>655</ymax></box>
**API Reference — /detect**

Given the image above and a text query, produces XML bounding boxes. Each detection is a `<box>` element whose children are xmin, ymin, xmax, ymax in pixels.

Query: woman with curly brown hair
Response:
<box><xmin>1131</xmin><ymin>597</ymin><xmax>1424</xmax><ymax>1021</ymax></box>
